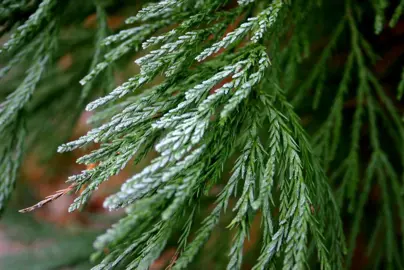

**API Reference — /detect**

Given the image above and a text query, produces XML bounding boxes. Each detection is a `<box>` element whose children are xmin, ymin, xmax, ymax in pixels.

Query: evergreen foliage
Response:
<box><xmin>1</xmin><ymin>0</ymin><xmax>404</xmax><ymax>269</ymax></box>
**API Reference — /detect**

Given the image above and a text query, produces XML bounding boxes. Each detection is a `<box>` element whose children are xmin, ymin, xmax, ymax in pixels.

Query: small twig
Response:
<box><xmin>166</xmin><ymin>251</ymin><xmax>179</xmax><ymax>270</ymax></box>
<box><xmin>19</xmin><ymin>184</ymin><xmax>76</xmax><ymax>213</ymax></box>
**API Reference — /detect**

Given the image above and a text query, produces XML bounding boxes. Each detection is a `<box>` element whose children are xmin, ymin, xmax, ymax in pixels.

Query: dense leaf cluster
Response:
<box><xmin>1</xmin><ymin>0</ymin><xmax>404</xmax><ymax>269</ymax></box>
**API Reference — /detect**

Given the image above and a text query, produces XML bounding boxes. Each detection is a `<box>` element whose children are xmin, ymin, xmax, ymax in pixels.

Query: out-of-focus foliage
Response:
<box><xmin>1</xmin><ymin>0</ymin><xmax>404</xmax><ymax>269</ymax></box>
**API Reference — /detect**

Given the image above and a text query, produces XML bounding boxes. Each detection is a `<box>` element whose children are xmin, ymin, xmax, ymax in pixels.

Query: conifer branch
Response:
<box><xmin>2</xmin><ymin>0</ymin><xmax>404</xmax><ymax>268</ymax></box>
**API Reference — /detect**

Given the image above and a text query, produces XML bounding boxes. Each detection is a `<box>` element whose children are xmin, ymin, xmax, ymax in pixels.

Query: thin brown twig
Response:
<box><xmin>166</xmin><ymin>251</ymin><xmax>179</xmax><ymax>270</ymax></box>
<box><xmin>19</xmin><ymin>184</ymin><xmax>76</xmax><ymax>213</ymax></box>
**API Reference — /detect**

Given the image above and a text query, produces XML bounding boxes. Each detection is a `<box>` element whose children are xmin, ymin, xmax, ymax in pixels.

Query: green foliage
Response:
<box><xmin>0</xmin><ymin>210</ymin><xmax>100</xmax><ymax>269</ymax></box>
<box><xmin>0</xmin><ymin>118</ymin><xmax>25</xmax><ymax>213</ymax></box>
<box><xmin>1</xmin><ymin>0</ymin><xmax>404</xmax><ymax>269</ymax></box>
<box><xmin>0</xmin><ymin>211</ymin><xmax>97</xmax><ymax>270</ymax></box>
<box><xmin>398</xmin><ymin>68</ymin><xmax>404</xmax><ymax>99</ymax></box>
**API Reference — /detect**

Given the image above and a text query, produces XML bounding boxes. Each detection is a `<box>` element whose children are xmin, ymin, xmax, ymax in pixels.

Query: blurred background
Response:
<box><xmin>0</xmin><ymin>1</ymin><xmax>145</xmax><ymax>268</ymax></box>
<box><xmin>1</xmin><ymin>0</ymin><xmax>404</xmax><ymax>269</ymax></box>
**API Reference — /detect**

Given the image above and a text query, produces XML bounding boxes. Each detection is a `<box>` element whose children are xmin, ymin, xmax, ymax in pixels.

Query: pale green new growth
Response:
<box><xmin>1</xmin><ymin>0</ymin><xmax>404</xmax><ymax>269</ymax></box>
